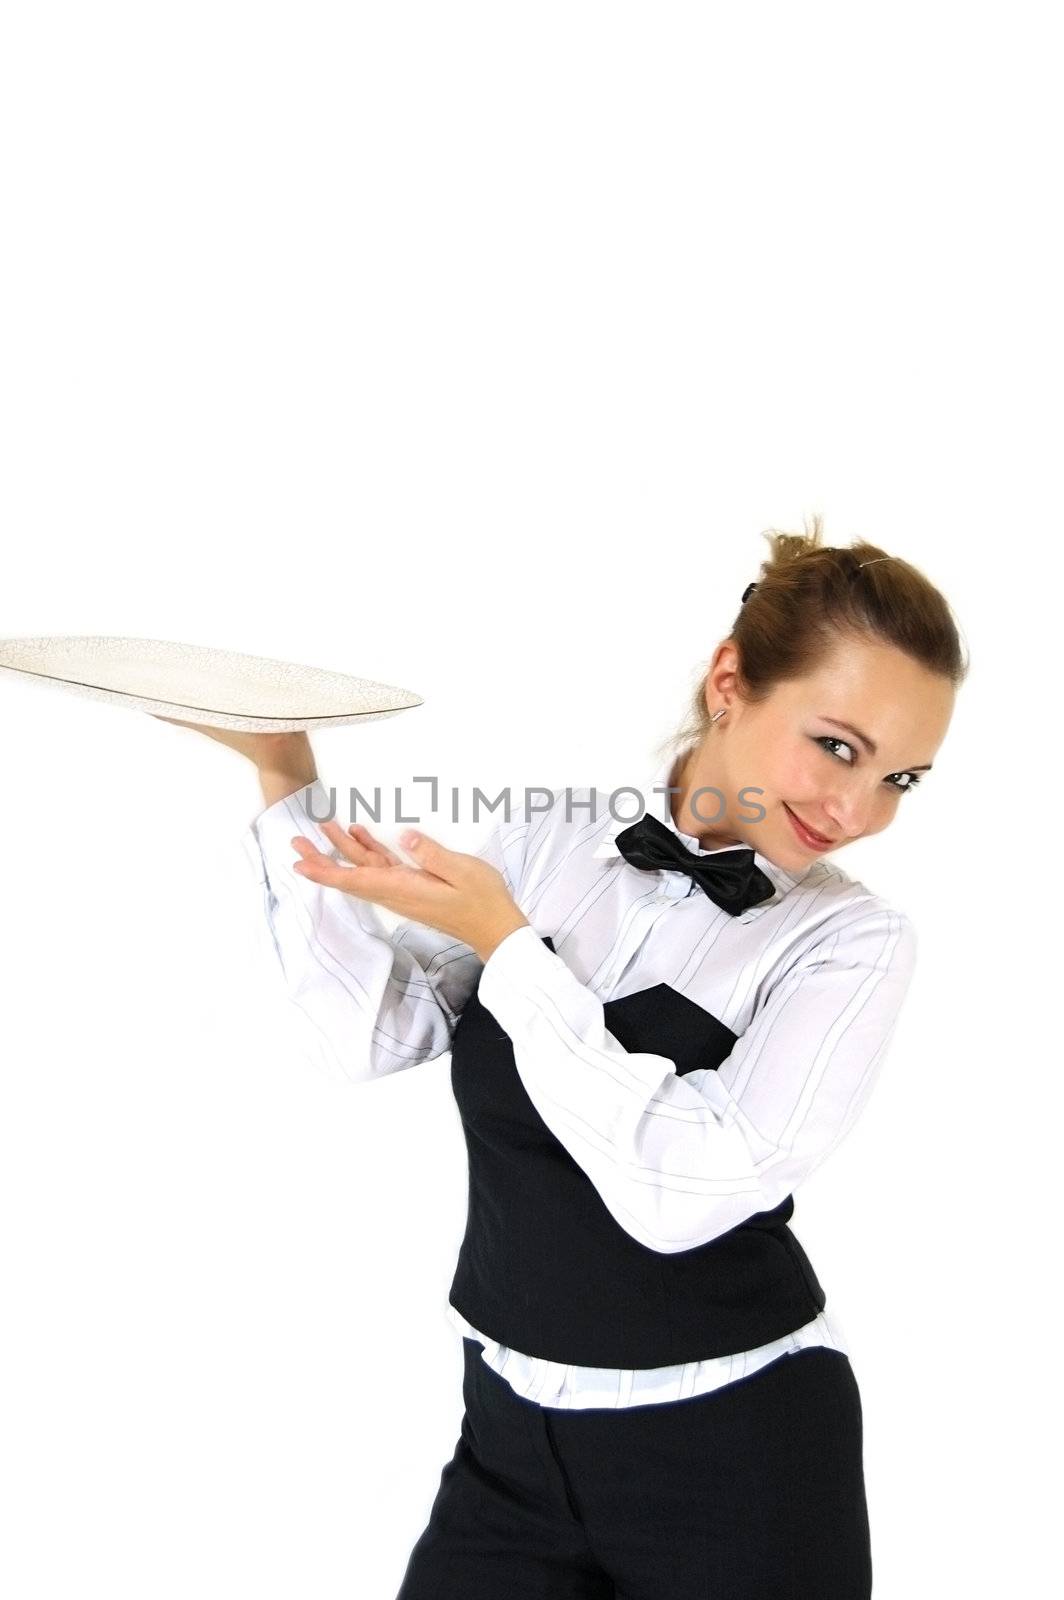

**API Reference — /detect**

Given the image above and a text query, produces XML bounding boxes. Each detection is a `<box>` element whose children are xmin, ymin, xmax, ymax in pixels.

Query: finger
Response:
<box><xmin>291</xmin><ymin>835</ymin><xmax>329</xmax><ymax>862</ymax></box>
<box><xmin>398</xmin><ymin>831</ymin><xmax>464</xmax><ymax>882</ymax></box>
<box><xmin>345</xmin><ymin>822</ymin><xmax>405</xmax><ymax>868</ymax></box>
<box><xmin>290</xmin><ymin>853</ymin><xmax>431</xmax><ymax>906</ymax></box>
<box><xmin>315</xmin><ymin>819</ymin><xmax>405</xmax><ymax>871</ymax></box>
<box><xmin>313</xmin><ymin>818</ymin><xmax>369</xmax><ymax>864</ymax></box>
<box><xmin>297</xmin><ymin>822</ymin><xmax>384</xmax><ymax>869</ymax></box>
<box><xmin>289</xmin><ymin>833</ymin><xmax>381</xmax><ymax>877</ymax></box>
<box><xmin>291</xmin><ymin>854</ymin><xmax>378</xmax><ymax>892</ymax></box>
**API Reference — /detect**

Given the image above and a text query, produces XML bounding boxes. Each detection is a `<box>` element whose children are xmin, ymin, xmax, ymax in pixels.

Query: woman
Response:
<box><xmin>161</xmin><ymin>520</ymin><xmax>965</xmax><ymax>1597</ymax></box>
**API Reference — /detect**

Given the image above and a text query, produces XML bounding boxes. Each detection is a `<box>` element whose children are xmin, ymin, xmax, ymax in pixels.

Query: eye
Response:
<box><xmin>817</xmin><ymin>735</ymin><xmax>855</xmax><ymax>765</ymax></box>
<box><xmin>815</xmin><ymin>736</ymin><xmax>923</xmax><ymax>794</ymax></box>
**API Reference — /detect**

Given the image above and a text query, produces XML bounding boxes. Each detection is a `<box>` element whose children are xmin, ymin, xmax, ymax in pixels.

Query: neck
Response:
<box><xmin>670</xmin><ymin>744</ymin><xmax>744</xmax><ymax>850</ymax></box>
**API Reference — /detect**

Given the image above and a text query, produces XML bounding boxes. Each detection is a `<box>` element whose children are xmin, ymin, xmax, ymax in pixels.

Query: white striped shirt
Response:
<box><xmin>242</xmin><ymin>743</ymin><xmax>917</xmax><ymax>1410</ymax></box>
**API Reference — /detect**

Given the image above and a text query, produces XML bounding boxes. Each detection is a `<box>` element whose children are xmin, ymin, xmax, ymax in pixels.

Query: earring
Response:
<box><xmin>710</xmin><ymin>709</ymin><xmax>726</xmax><ymax>724</ymax></box>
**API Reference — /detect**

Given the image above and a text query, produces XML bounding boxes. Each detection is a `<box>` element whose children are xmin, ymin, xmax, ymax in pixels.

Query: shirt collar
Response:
<box><xmin>592</xmin><ymin>742</ymin><xmax>812</xmax><ymax>906</ymax></box>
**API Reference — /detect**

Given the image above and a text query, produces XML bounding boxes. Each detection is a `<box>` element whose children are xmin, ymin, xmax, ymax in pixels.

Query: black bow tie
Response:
<box><xmin>613</xmin><ymin>811</ymin><xmax>776</xmax><ymax>916</ymax></box>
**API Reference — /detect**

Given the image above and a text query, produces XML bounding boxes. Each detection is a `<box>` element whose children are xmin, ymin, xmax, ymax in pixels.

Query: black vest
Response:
<box><xmin>448</xmin><ymin>935</ymin><xmax>826</xmax><ymax>1368</ymax></box>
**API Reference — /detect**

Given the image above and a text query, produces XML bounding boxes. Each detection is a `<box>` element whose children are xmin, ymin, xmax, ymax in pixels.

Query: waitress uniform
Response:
<box><xmin>243</xmin><ymin>743</ymin><xmax>918</xmax><ymax>1599</ymax></box>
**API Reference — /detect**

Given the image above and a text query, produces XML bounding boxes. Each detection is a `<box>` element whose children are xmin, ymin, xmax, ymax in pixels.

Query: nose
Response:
<box><xmin>822</xmin><ymin>789</ymin><xmax>878</xmax><ymax>841</ymax></box>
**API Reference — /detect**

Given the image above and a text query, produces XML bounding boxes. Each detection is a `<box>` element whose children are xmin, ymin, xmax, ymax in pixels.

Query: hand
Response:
<box><xmin>149</xmin><ymin>716</ymin><xmax>316</xmax><ymax>774</ymax></box>
<box><xmin>290</xmin><ymin>820</ymin><xmax>531</xmax><ymax>964</ymax></box>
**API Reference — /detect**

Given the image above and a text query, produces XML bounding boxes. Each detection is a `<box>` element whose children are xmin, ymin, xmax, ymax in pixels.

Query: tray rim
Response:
<box><xmin>0</xmin><ymin>634</ymin><xmax>424</xmax><ymax>730</ymax></box>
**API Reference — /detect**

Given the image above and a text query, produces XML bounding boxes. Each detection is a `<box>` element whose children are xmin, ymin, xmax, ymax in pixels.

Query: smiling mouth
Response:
<box><xmin>784</xmin><ymin>805</ymin><xmax>837</xmax><ymax>846</ymax></box>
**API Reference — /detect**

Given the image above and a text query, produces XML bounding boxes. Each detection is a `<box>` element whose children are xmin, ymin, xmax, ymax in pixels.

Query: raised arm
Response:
<box><xmin>244</xmin><ymin>775</ymin><xmax>494</xmax><ymax>1082</ymax></box>
<box><xmin>150</xmin><ymin>717</ymin><xmax>514</xmax><ymax>1084</ymax></box>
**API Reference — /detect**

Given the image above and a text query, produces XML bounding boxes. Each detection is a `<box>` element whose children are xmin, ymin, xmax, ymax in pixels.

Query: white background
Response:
<box><xmin>1</xmin><ymin>3</ymin><xmax>1058</xmax><ymax>1595</ymax></box>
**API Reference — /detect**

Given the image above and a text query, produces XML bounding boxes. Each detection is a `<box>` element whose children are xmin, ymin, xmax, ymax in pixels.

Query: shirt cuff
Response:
<box><xmin>479</xmin><ymin>922</ymin><xmax>557</xmax><ymax>987</ymax></box>
<box><xmin>242</xmin><ymin>777</ymin><xmax>336</xmax><ymax>881</ymax></box>
<box><xmin>476</xmin><ymin>923</ymin><xmax>673</xmax><ymax>1101</ymax></box>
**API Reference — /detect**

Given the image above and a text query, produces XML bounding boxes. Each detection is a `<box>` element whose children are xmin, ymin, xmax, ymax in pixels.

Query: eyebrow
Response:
<box><xmin>819</xmin><ymin>716</ymin><xmax>934</xmax><ymax>772</ymax></box>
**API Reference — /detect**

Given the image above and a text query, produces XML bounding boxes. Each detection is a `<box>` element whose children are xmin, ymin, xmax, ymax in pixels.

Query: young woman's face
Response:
<box><xmin>675</xmin><ymin>632</ymin><xmax>955</xmax><ymax>865</ymax></box>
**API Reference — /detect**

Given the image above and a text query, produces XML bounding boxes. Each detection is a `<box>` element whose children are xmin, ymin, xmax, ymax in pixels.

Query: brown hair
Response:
<box><xmin>655</xmin><ymin>512</ymin><xmax>969</xmax><ymax>762</ymax></box>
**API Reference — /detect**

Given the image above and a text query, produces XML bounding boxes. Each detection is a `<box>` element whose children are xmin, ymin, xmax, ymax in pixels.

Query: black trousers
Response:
<box><xmin>396</xmin><ymin>1336</ymin><xmax>872</xmax><ymax>1600</ymax></box>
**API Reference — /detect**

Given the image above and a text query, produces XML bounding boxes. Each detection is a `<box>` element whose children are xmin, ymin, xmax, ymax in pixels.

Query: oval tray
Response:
<box><xmin>0</xmin><ymin>635</ymin><xmax>423</xmax><ymax>732</ymax></box>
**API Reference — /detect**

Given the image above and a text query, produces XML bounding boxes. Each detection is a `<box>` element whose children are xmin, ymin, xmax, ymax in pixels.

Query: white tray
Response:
<box><xmin>0</xmin><ymin>635</ymin><xmax>423</xmax><ymax>732</ymax></box>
